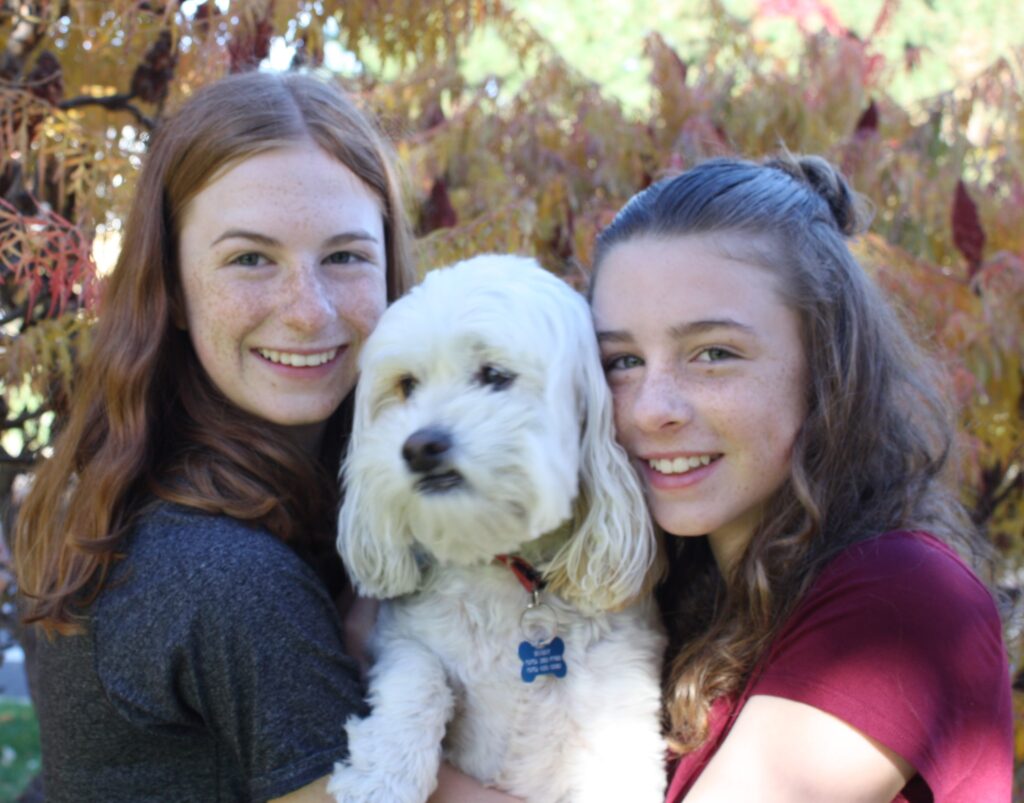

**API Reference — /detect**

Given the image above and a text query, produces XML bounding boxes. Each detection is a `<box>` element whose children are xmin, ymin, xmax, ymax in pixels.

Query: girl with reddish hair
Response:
<box><xmin>13</xmin><ymin>71</ymin><xmax>422</xmax><ymax>802</ymax></box>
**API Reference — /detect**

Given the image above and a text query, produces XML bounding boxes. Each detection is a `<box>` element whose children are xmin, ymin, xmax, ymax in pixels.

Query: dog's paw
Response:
<box><xmin>326</xmin><ymin>762</ymin><xmax>387</xmax><ymax>803</ymax></box>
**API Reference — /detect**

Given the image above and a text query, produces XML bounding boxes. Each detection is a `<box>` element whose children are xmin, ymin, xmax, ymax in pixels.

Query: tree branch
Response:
<box><xmin>2</xmin><ymin>407</ymin><xmax>47</xmax><ymax>430</ymax></box>
<box><xmin>971</xmin><ymin>457</ymin><xmax>1024</xmax><ymax>527</ymax></box>
<box><xmin>0</xmin><ymin>452</ymin><xmax>37</xmax><ymax>467</ymax></box>
<box><xmin>58</xmin><ymin>92</ymin><xmax>155</xmax><ymax>129</ymax></box>
<box><xmin>0</xmin><ymin>302</ymin><xmax>30</xmax><ymax>328</ymax></box>
<box><xmin>986</xmin><ymin>471</ymin><xmax>1023</xmax><ymax>521</ymax></box>
<box><xmin>0</xmin><ymin>287</ymin><xmax>57</xmax><ymax>328</ymax></box>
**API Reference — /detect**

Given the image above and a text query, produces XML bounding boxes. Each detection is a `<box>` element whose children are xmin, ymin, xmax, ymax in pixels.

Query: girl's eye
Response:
<box><xmin>476</xmin><ymin>364</ymin><xmax>515</xmax><ymax>391</ymax></box>
<box><xmin>231</xmin><ymin>252</ymin><xmax>267</xmax><ymax>267</ymax></box>
<box><xmin>603</xmin><ymin>354</ymin><xmax>644</xmax><ymax>372</ymax></box>
<box><xmin>325</xmin><ymin>251</ymin><xmax>364</xmax><ymax>265</ymax></box>
<box><xmin>695</xmin><ymin>347</ymin><xmax>735</xmax><ymax>363</ymax></box>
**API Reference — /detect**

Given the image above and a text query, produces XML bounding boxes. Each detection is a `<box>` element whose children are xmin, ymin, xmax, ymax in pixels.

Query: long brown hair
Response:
<box><xmin>15</xmin><ymin>71</ymin><xmax>416</xmax><ymax>634</ymax></box>
<box><xmin>590</xmin><ymin>153</ymin><xmax>993</xmax><ymax>751</ymax></box>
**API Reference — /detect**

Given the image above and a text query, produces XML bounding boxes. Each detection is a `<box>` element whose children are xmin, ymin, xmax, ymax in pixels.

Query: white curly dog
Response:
<box><xmin>329</xmin><ymin>255</ymin><xmax>667</xmax><ymax>803</ymax></box>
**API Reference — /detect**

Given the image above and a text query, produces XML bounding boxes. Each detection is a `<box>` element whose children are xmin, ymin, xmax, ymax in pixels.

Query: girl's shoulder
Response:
<box><xmin>777</xmin><ymin>529</ymin><xmax>1003</xmax><ymax>657</ymax></box>
<box><xmin>94</xmin><ymin>501</ymin><xmax>344</xmax><ymax>680</ymax></box>
<box><xmin>133</xmin><ymin>499</ymin><xmax>275</xmax><ymax>541</ymax></box>
<box><xmin>751</xmin><ymin>530</ymin><xmax>1013</xmax><ymax>800</ymax></box>
<box><xmin>104</xmin><ymin>501</ymin><xmax>327</xmax><ymax>617</ymax></box>
<box><xmin>813</xmin><ymin>529</ymin><xmax>998</xmax><ymax>619</ymax></box>
<box><xmin>127</xmin><ymin>501</ymin><xmax>300</xmax><ymax>570</ymax></box>
<box><xmin>828</xmin><ymin>528</ymin><xmax>968</xmax><ymax>567</ymax></box>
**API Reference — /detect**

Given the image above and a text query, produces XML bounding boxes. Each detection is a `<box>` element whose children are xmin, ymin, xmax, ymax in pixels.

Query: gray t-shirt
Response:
<box><xmin>32</xmin><ymin>502</ymin><xmax>367</xmax><ymax>802</ymax></box>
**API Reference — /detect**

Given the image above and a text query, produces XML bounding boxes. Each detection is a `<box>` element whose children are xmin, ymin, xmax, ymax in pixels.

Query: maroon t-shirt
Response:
<box><xmin>666</xmin><ymin>531</ymin><xmax>1012</xmax><ymax>802</ymax></box>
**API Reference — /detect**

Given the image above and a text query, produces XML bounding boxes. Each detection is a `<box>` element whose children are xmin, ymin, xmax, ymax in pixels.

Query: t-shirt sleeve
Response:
<box><xmin>749</xmin><ymin>531</ymin><xmax>1012</xmax><ymax>801</ymax></box>
<box><xmin>95</xmin><ymin>509</ymin><xmax>368</xmax><ymax>801</ymax></box>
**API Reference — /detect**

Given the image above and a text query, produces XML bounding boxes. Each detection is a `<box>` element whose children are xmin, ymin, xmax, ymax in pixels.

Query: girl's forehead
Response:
<box><xmin>591</xmin><ymin>233</ymin><xmax>802</xmax><ymax>345</ymax></box>
<box><xmin>595</xmin><ymin>232</ymin><xmax>776</xmax><ymax>287</ymax></box>
<box><xmin>599</xmin><ymin>230</ymin><xmax>792</xmax><ymax>299</ymax></box>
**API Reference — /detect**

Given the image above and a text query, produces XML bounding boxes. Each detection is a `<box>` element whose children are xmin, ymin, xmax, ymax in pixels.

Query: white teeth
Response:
<box><xmin>257</xmin><ymin>347</ymin><xmax>338</xmax><ymax>367</ymax></box>
<box><xmin>649</xmin><ymin>455</ymin><xmax>715</xmax><ymax>475</ymax></box>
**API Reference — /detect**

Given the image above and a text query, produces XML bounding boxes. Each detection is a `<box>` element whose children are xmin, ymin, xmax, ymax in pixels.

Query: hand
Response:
<box><xmin>428</xmin><ymin>763</ymin><xmax>524</xmax><ymax>803</ymax></box>
<box><xmin>339</xmin><ymin>592</ymin><xmax>379</xmax><ymax>676</ymax></box>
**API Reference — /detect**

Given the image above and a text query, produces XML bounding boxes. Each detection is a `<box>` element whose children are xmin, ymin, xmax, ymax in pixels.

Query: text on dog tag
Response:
<box><xmin>518</xmin><ymin>636</ymin><xmax>567</xmax><ymax>682</ymax></box>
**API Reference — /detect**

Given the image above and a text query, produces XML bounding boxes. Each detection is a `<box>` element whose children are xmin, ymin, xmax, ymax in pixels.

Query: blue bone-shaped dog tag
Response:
<box><xmin>518</xmin><ymin>636</ymin><xmax>567</xmax><ymax>683</ymax></box>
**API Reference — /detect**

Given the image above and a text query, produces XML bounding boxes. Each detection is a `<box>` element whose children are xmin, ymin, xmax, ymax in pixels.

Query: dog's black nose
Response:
<box><xmin>402</xmin><ymin>427</ymin><xmax>453</xmax><ymax>473</ymax></box>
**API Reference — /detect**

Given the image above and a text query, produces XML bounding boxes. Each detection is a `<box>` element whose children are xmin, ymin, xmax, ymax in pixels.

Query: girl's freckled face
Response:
<box><xmin>591</xmin><ymin>234</ymin><xmax>807</xmax><ymax>568</ymax></box>
<box><xmin>176</xmin><ymin>143</ymin><xmax>387</xmax><ymax>440</ymax></box>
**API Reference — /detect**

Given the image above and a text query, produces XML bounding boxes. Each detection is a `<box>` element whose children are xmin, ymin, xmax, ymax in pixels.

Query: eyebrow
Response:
<box><xmin>211</xmin><ymin>229</ymin><xmax>381</xmax><ymax>248</ymax></box>
<box><xmin>596</xmin><ymin>318</ymin><xmax>756</xmax><ymax>344</ymax></box>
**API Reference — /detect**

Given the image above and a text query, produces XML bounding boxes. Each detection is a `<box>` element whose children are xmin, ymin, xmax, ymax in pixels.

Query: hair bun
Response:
<box><xmin>766</xmin><ymin>153</ymin><xmax>870</xmax><ymax>236</ymax></box>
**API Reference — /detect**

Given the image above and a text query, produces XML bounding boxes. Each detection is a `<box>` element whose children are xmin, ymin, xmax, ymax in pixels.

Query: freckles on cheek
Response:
<box><xmin>349</xmin><ymin>303</ymin><xmax>384</xmax><ymax>340</ymax></box>
<box><xmin>192</xmin><ymin>289</ymin><xmax>226</xmax><ymax>326</ymax></box>
<box><xmin>349</xmin><ymin>279</ymin><xmax>388</xmax><ymax>338</ymax></box>
<box><xmin>180</xmin><ymin>268</ymin><xmax>214</xmax><ymax>330</ymax></box>
<box><xmin>609</xmin><ymin>389</ymin><xmax>635</xmax><ymax>448</ymax></box>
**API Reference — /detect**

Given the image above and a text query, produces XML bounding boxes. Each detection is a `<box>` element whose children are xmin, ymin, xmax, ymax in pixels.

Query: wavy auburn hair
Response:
<box><xmin>590</xmin><ymin>153</ymin><xmax>993</xmax><ymax>752</ymax></box>
<box><xmin>15</xmin><ymin>71</ymin><xmax>415</xmax><ymax>634</ymax></box>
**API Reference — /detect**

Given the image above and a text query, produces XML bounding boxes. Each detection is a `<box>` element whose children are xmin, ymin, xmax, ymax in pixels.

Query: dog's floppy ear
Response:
<box><xmin>545</xmin><ymin>304</ymin><xmax>665</xmax><ymax>612</ymax></box>
<box><xmin>336</xmin><ymin>385</ymin><xmax>422</xmax><ymax>599</ymax></box>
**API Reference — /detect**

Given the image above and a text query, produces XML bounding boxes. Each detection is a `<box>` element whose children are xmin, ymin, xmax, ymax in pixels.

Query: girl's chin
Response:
<box><xmin>657</xmin><ymin>525</ymin><xmax>710</xmax><ymax>539</ymax></box>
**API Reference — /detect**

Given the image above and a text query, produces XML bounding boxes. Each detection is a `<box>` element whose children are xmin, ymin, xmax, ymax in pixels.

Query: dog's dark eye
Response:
<box><xmin>398</xmin><ymin>374</ymin><xmax>418</xmax><ymax>400</ymax></box>
<box><xmin>477</xmin><ymin>364</ymin><xmax>515</xmax><ymax>391</ymax></box>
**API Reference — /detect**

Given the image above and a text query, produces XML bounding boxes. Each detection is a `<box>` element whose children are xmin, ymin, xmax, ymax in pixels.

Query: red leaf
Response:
<box><xmin>664</xmin><ymin>40</ymin><xmax>688</xmax><ymax>86</ymax></box>
<box><xmin>229</xmin><ymin>16</ymin><xmax>275</xmax><ymax>73</ymax></box>
<box><xmin>418</xmin><ymin>101</ymin><xmax>446</xmax><ymax>132</ymax></box>
<box><xmin>0</xmin><ymin>198</ymin><xmax>97</xmax><ymax>321</ymax></box>
<box><xmin>418</xmin><ymin>178</ymin><xmax>458</xmax><ymax>235</ymax></box>
<box><xmin>867</xmin><ymin>0</ymin><xmax>898</xmax><ymax>40</ymax></box>
<box><xmin>193</xmin><ymin>1</ymin><xmax>219</xmax><ymax>35</ymax></box>
<box><xmin>951</xmin><ymin>180</ymin><xmax>986</xmax><ymax>277</ymax></box>
<box><xmin>854</xmin><ymin>100</ymin><xmax>878</xmax><ymax>137</ymax></box>
<box><xmin>27</xmin><ymin>51</ymin><xmax>63</xmax><ymax>106</ymax></box>
<box><xmin>757</xmin><ymin>0</ymin><xmax>846</xmax><ymax>36</ymax></box>
<box><xmin>644</xmin><ymin>32</ymin><xmax>687</xmax><ymax>86</ymax></box>
<box><xmin>130</xmin><ymin>30</ymin><xmax>178</xmax><ymax>104</ymax></box>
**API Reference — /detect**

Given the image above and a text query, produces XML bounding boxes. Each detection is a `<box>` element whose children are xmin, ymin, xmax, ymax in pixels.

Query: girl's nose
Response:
<box><xmin>282</xmin><ymin>261</ymin><xmax>334</xmax><ymax>333</ymax></box>
<box><xmin>630</xmin><ymin>368</ymin><xmax>694</xmax><ymax>433</ymax></box>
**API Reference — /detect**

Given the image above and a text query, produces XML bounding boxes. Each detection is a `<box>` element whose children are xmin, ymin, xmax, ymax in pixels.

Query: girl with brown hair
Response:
<box><xmin>11</xmin><ymin>70</ymin><xmax>421</xmax><ymax>802</ymax></box>
<box><xmin>589</xmin><ymin>154</ymin><xmax>1012</xmax><ymax>802</ymax></box>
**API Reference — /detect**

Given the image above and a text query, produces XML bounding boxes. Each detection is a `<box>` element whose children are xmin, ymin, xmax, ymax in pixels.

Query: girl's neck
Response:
<box><xmin>707</xmin><ymin>516</ymin><xmax>758</xmax><ymax>575</ymax></box>
<box><xmin>284</xmin><ymin>421</ymin><xmax>327</xmax><ymax>457</ymax></box>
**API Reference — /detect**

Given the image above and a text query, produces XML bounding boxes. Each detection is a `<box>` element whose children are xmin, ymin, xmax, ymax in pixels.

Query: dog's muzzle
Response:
<box><xmin>402</xmin><ymin>426</ymin><xmax>464</xmax><ymax>493</ymax></box>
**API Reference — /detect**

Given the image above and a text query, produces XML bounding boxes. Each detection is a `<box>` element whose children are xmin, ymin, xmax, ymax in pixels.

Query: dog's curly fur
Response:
<box><xmin>329</xmin><ymin>255</ymin><xmax>667</xmax><ymax>803</ymax></box>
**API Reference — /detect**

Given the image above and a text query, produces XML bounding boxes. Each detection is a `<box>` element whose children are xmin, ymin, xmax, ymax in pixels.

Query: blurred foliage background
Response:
<box><xmin>1</xmin><ymin>0</ymin><xmax>1021</xmax><ymax>797</ymax></box>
